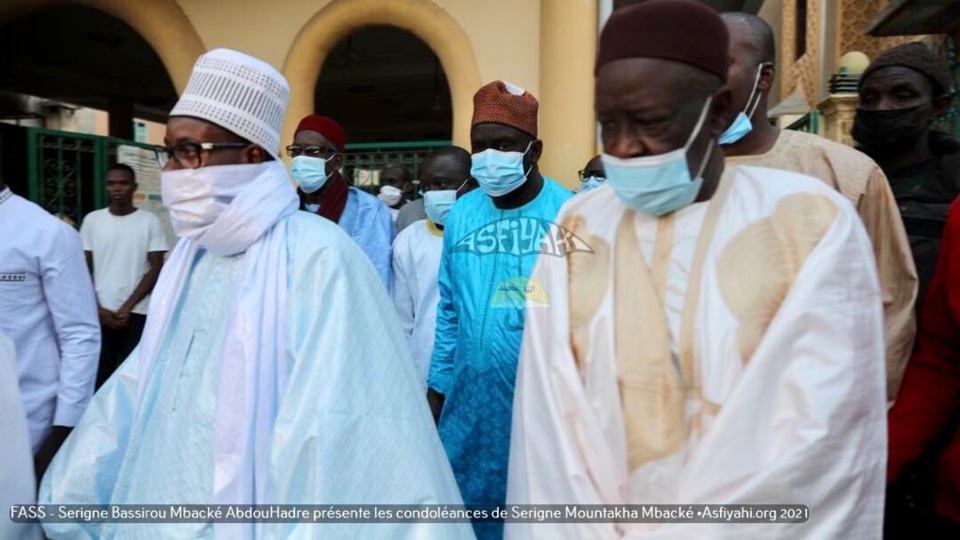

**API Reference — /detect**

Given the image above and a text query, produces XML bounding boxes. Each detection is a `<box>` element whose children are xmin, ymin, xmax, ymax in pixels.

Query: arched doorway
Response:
<box><xmin>0</xmin><ymin>3</ymin><xmax>195</xmax><ymax>226</ymax></box>
<box><xmin>283</xmin><ymin>0</ymin><xmax>481</xmax><ymax>152</ymax></box>
<box><xmin>314</xmin><ymin>25</ymin><xmax>453</xmax><ymax>188</ymax></box>
<box><xmin>317</xmin><ymin>26</ymin><xmax>452</xmax><ymax>143</ymax></box>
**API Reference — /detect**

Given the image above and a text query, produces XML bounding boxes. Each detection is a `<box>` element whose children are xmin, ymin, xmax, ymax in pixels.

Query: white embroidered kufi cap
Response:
<box><xmin>170</xmin><ymin>48</ymin><xmax>289</xmax><ymax>159</ymax></box>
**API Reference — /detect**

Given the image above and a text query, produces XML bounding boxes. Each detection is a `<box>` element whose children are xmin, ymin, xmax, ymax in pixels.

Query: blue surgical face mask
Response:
<box><xmin>291</xmin><ymin>155</ymin><xmax>335</xmax><ymax>193</ymax></box>
<box><xmin>422</xmin><ymin>178</ymin><xmax>469</xmax><ymax>225</ymax></box>
<box><xmin>423</xmin><ymin>190</ymin><xmax>457</xmax><ymax>225</ymax></box>
<box><xmin>580</xmin><ymin>176</ymin><xmax>605</xmax><ymax>192</ymax></box>
<box><xmin>719</xmin><ymin>64</ymin><xmax>765</xmax><ymax>146</ymax></box>
<box><xmin>602</xmin><ymin>96</ymin><xmax>713</xmax><ymax>217</ymax></box>
<box><xmin>470</xmin><ymin>141</ymin><xmax>533</xmax><ymax>197</ymax></box>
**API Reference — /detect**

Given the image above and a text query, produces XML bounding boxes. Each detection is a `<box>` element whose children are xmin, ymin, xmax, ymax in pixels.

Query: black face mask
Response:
<box><xmin>851</xmin><ymin>103</ymin><xmax>931</xmax><ymax>151</ymax></box>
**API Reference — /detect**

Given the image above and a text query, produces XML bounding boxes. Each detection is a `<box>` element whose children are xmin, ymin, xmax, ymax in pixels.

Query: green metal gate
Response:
<box><xmin>27</xmin><ymin>130</ymin><xmax>453</xmax><ymax>224</ymax></box>
<box><xmin>26</xmin><ymin>128</ymin><xmax>158</xmax><ymax>227</ymax></box>
<box><xmin>342</xmin><ymin>140</ymin><xmax>451</xmax><ymax>197</ymax></box>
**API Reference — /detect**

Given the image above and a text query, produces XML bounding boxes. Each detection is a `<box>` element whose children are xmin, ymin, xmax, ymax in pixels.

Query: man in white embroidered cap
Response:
<box><xmin>39</xmin><ymin>49</ymin><xmax>471</xmax><ymax>539</ymax></box>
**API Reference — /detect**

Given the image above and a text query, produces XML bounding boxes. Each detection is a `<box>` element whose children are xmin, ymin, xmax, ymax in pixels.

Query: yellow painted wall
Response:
<box><xmin>175</xmin><ymin>0</ymin><xmax>542</xmax><ymax>96</ymax></box>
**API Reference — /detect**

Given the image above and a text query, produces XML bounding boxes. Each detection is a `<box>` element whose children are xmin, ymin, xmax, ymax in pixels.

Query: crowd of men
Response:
<box><xmin>1</xmin><ymin>0</ymin><xmax>959</xmax><ymax>538</ymax></box>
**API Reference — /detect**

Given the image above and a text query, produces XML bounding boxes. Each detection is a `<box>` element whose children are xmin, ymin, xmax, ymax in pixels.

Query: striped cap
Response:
<box><xmin>170</xmin><ymin>49</ymin><xmax>289</xmax><ymax>159</ymax></box>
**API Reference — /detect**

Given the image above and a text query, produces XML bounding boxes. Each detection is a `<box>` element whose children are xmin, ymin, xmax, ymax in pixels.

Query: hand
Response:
<box><xmin>98</xmin><ymin>307</ymin><xmax>119</xmax><ymax>330</ymax></box>
<box><xmin>113</xmin><ymin>304</ymin><xmax>133</xmax><ymax>329</ymax></box>
<box><xmin>115</xmin><ymin>304</ymin><xmax>132</xmax><ymax>321</ymax></box>
<box><xmin>34</xmin><ymin>426</ymin><xmax>72</xmax><ymax>484</ymax></box>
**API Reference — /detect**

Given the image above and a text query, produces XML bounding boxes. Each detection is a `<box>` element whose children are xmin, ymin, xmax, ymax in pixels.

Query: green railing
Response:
<box><xmin>26</xmin><ymin>131</ymin><xmax>453</xmax><ymax>223</ymax></box>
<box><xmin>785</xmin><ymin>110</ymin><xmax>820</xmax><ymax>134</ymax></box>
<box><xmin>342</xmin><ymin>140</ymin><xmax>451</xmax><ymax>196</ymax></box>
<box><xmin>26</xmin><ymin>128</ymin><xmax>158</xmax><ymax>227</ymax></box>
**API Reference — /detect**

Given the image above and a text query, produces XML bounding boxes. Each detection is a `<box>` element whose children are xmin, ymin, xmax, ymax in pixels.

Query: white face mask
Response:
<box><xmin>162</xmin><ymin>163</ymin><xmax>261</xmax><ymax>239</ymax></box>
<box><xmin>160</xmin><ymin>161</ymin><xmax>298</xmax><ymax>255</ymax></box>
<box><xmin>378</xmin><ymin>185</ymin><xmax>403</xmax><ymax>206</ymax></box>
<box><xmin>602</xmin><ymin>96</ymin><xmax>713</xmax><ymax>217</ymax></box>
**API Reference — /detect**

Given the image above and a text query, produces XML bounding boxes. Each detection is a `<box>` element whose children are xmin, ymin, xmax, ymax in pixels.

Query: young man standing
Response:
<box><xmin>80</xmin><ymin>163</ymin><xmax>168</xmax><ymax>386</ymax></box>
<box><xmin>392</xmin><ymin>147</ymin><xmax>474</xmax><ymax>389</ymax></box>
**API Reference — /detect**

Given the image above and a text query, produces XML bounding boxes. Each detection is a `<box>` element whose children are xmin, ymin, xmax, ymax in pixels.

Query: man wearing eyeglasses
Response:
<box><xmin>39</xmin><ymin>49</ymin><xmax>471</xmax><ymax>540</ymax></box>
<box><xmin>720</xmin><ymin>13</ymin><xmax>917</xmax><ymax>403</ymax></box>
<box><xmin>391</xmin><ymin>146</ymin><xmax>476</xmax><ymax>391</ymax></box>
<box><xmin>577</xmin><ymin>155</ymin><xmax>606</xmax><ymax>193</ymax></box>
<box><xmin>288</xmin><ymin>115</ymin><xmax>395</xmax><ymax>291</ymax></box>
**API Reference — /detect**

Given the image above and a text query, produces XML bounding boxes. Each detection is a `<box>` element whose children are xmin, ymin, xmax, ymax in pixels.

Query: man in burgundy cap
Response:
<box><xmin>427</xmin><ymin>80</ymin><xmax>572</xmax><ymax>539</ymax></box>
<box><xmin>506</xmin><ymin>1</ymin><xmax>885</xmax><ymax>538</ymax></box>
<box><xmin>289</xmin><ymin>115</ymin><xmax>394</xmax><ymax>291</ymax></box>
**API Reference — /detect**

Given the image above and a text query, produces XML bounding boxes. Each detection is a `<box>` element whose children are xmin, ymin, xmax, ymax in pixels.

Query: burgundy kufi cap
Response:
<box><xmin>295</xmin><ymin>115</ymin><xmax>346</xmax><ymax>152</ymax></box>
<box><xmin>471</xmin><ymin>80</ymin><xmax>539</xmax><ymax>138</ymax></box>
<box><xmin>596</xmin><ymin>0</ymin><xmax>729</xmax><ymax>81</ymax></box>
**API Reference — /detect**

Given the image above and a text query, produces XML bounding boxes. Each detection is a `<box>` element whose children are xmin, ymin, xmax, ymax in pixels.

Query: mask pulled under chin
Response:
<box><xmin>161</xmin><ymin>161</ymin><xmax>298</xmax><ymax>255</ymax></box>
<box><xmin>852</xmin><ymin>104</ymin><xmax>931</xmax><ymax>150</ymax></box>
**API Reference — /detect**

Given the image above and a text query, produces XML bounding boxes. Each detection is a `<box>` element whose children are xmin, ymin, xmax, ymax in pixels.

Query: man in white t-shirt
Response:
<box><xmin>391</xmin><ymin>147</ymin><xmax>475</xmax><ymax>391</ymax></box>
<box><xmin>80</xmin><ymin>163</ymin><xmax>168</xmax><ymax>387</ymax></box>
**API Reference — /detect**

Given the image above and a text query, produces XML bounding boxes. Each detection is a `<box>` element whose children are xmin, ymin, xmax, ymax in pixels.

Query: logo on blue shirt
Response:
<box><xmin>451</xmin><ymin>217</ymin><xmax>593</xmax><ymax>257</ymax></box>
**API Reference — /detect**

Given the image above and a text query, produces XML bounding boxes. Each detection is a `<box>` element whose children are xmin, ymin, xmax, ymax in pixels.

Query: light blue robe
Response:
<box><xmin>427</xmin><ymin>178</ymin><xmax>572</xmax><ymax>539</ymax></box>
<box><xmin>40</xmin><ymin>212</ymin><xmax>472</xmax><ymax>540</ymax></box>
<box><xmin>340</xmin><ymin>187</ymin><xmax>395</xmax><ymax>292</ymax></box>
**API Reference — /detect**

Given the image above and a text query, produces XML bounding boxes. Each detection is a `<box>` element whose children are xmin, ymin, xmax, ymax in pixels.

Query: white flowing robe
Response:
<box><xmin>40</xmin><ymin>212</ymin><xmax>473</xmax><ymax>540</ymax></box>
<box><xmin>506</xmin><ymin>166</ymin><xmax>886</xmax><ymax>539</ymax></box>
<box><xmin>391</xmin><ymin>219</ymin><xmax>444</xmax><ymax>389</ymax></box>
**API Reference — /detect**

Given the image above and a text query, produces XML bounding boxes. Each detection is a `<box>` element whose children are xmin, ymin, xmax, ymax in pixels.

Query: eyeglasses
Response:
<box><xmin>154</xmin><ymin>142</ymin><xmax>250</xmax><ymax>169</ymax></box>
<box><xmin>286</xmin><ymin>145</ymin><xmax>337</xmax><ymax>158</ymax></box>
<box><xmin>578</xmin><ymin>170</ymin><xmax>606</xmax><ymax>181</ymax></box>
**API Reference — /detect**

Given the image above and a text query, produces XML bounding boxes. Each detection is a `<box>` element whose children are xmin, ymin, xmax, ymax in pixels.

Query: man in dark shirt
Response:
<box><xmin>853</xmin><ymin>42</ymin><xmax>959</xmax><ymax>299</ymax></box>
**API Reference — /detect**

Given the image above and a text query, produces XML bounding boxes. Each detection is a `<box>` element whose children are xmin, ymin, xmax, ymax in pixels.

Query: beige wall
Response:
<box><xmin>176</xmin><ymin>0</ymin><xmax>543</xmax><ymax>97</ymax></box>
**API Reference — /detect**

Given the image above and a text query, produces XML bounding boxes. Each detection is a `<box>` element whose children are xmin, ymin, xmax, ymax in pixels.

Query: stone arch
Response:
<box><xmin>0</xmin><ymin>0</ymin><xmax>205</xmax><ymax>93</ymax></box>
<box><xmin>283</xmin><ymin>0</ymin><xmax>482</xmax><ymax>149</ymax></box>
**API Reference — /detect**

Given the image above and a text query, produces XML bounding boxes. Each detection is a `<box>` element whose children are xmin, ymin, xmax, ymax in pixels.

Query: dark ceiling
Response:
<box><xmin>613</xmin><ymin>0</ymin><xmax>764</xmax><ymax>13</ymax></box>
<box><xmin>0</xmin><ymin>5</ymin><xmax>177</xmax><ymax>123</ymax></box>
<box><xmin>315</xmin><ymin>25</ymin><xmax>453</xmax><ymax>143</ymax></box>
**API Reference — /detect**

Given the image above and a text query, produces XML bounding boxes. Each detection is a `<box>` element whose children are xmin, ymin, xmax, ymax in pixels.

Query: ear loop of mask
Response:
<box><xmin>689</xmin><ymin>96</ymin><xmax>715</xmax><ymax>180</ymax></box>
<box><xmin>744</xmin><ymin>63</ymin><xmax>770</xmax><ymax>120</ymax></box>
<box><xmin>520</xmin><ymin>140</ymin><xmax>535</xmax><ymax>179</ymax></box>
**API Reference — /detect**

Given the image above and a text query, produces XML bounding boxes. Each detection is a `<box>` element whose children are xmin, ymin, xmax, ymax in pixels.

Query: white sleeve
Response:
<box><xmin>624</xmin><ymin>201</ymin><xmax>887</xmax><ymax>539</ymax></box>
<box><xmin>391</xmin><ymin>233</ymin><xmax>416</xmax><ymax>343</ymax></box>
<box><xmin>43</xmin><ymin>224</ymin><xmax>100</xmax><ymax>427</ymax></box>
